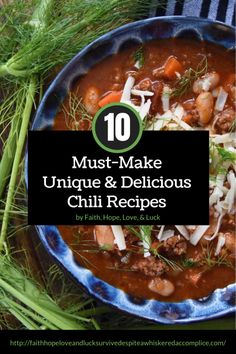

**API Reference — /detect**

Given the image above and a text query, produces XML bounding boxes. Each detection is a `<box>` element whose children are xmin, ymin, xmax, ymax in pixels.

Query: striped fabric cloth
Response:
<box><xmin>150</xmin><ymin>0</ymin><xmax>235</xmax><ymax>26</ymax></box>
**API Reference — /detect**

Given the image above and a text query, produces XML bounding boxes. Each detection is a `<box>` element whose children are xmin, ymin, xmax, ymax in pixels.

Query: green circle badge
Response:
<box><xmin>92</xmin><ymin>103</ymin><xmax>143</xmax><ymax>153</ymax></box>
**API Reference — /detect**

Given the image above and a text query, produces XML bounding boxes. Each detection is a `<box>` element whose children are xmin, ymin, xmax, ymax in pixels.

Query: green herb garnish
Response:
<box><xmin>181</xmin><ymin>257</ymin><xmax>198</xmax><ymax>268</ymax></box>
<box><xmin>202</xmin><ymin>243</ymin><xmax>234</xmax><ymax>269</ymax></box>
<box><xmin>133</xmin><ymin>46</ymin><xmax>144</xmax><ymax>68</ymax></box>
<box><xmin>152</xmin><ymin>249</ymin><xmax>183</xmax><ymax>272</ymax></box>
<box><xmin>171</xmin><ymin>55</ymin><xmax>208</xmax><ymax>98</ymax></box>
<box><xmin>210</xmin><ymin>140</ymin><xmax>236</xmax><ymax>176</ymax></box>
<box><xmin>62</xmin><ymin>91</ymin><xmax>92</xmax><ymax>130</ymax></box>
<box><xmin>0</xmin><ymin>255</ymin><xmax>98</xmax><ymax>329</ymax></box>
<box><xmin>217</xmin><ymin>145</ymin><xmax>236</xmax><ymax>162</ymax></box>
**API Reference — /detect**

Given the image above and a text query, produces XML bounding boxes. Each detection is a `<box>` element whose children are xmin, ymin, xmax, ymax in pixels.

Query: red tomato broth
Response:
<box><xmin>59</xmin><ymin>225</ymin><xmax>235</xmax><ymax>302</ymax></box>
<box><xmin>54</xmin><ymin>38</ymin><xmax>235</xmax><ymax>301</ymax></box>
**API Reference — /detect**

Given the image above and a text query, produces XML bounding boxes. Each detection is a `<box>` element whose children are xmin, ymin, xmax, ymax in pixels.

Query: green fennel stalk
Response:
<box><xmin>0</xmin><ymin>77</ymin><xmax>36</xmax><ymax>250</ymax></box>
<box><xmin>0</xmin><ymin>86</ymin><xmax>27</xmax><ymax>199</ymax></box>
<box><xmin>0</xmin><ymin>255</ymin><xmax>98</xmax><ymax>329</ymax></box>
<box><xmin>0</xmin><ymin>0</ymin><xmax>155</xmax><ymax>329</ymax></box>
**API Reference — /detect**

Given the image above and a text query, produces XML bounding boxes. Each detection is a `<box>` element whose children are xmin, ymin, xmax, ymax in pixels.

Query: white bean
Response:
<box><xmin>224</xmin><ymin>232</ymin><xmax>235</xmax><ymax>253</ymax></box>
<box><xmin>94</xmin><ymin>225</ymin><xmax>114</xmax><ymax>250</ymax></box>
<box><xmin>84</xmin><ymin>86</ymin><xmax>100</xmax><ymax>115</ymax></box>
<box><xmin>196</xmin><ymin>91</ymin><xmax>214</xmax><ymax>124</ymax></box>
<box><xmin>148</xmin><ymin>278</ymin><xmax>175</xmax><ymax>297</ymax></box>
<box><xmin>193</xmin><ymin>72</ymin><xmax>220</xmax><ymax>94</ymax></box>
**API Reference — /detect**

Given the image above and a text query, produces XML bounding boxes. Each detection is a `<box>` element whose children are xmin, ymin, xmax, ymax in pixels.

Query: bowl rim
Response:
<box><xmin>26</xmin><ymin>15</ymin><xmax>236</xmax><ymax>324</ymax></box>
<box><xmin>32</xmin><ymin>15</ymin><xmax>235</xmax><ymax>129</ymax></box>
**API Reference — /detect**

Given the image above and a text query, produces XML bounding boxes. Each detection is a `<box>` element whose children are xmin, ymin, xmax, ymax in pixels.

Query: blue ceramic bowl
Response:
<box><xmin>26</xmin><ymin>16</ymin><xmax>236</xmax><ymax>324</ymax></box>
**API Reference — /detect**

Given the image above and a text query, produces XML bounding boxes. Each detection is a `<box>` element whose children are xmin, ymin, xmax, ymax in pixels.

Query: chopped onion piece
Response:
<box><xmin>175</xmin><ymin>225</ymin><xmax>190</xmax><ymax>240</ymax></box>
<box><xmin>111</xmin><ymin>225</ymin><xmax>126</xmax><ymax>250</ymax></box>
<box><xmin>190</xmin><ymin>225</ymin><xmax>209</xmax><ymax>245</ymax></box>
<box><xmin>131</xmin><ymin>89</ymin><xmax>154</xmax><ymax>97</ymax></box>
<box><xmin>214</xmin><ymin>86</ymin><xmax>228</xmax><ymax>111</ymax></box>
<box><xmin>159</xmin><ymin>229</ymin><xmax>175</xmax><ymax>241</ymax></box>
<box><xmin>161</xmin><ymin>86</ymin><xmax>171</xmax><ymax>112</ymax></box>
<box><xmin>120</xmin><ymin>76</ymin><xmax>135</xmax><ymax>102</ymax></box>
<box><xmin>214</xmin><ymin>234</ymin><xmax>225</xmax><ymax>256</ymax></box>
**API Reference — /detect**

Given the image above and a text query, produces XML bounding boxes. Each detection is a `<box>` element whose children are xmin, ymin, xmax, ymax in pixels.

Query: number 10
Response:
<box><xmin>104</xmin><ymin>113</ymin><xmax>131</xmax><ymax>142</ymax></box>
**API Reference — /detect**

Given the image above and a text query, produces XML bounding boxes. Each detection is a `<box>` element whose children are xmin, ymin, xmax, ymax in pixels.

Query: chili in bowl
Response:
<box><xmin>27</xmin><ymin>16</ymin><xmax>236</xmax><ymax>323</ymax></box>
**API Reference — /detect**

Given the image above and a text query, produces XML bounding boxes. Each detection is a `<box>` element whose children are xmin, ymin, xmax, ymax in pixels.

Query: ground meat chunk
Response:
<box><xmin>150</xmin><ymin>80</ymin><xmax>163</xmax><ymax>113</ymax></box>
<box><xmin>131</xmin><ymin>256</ymin><xmax>168</xmax><ymax>276</ymax></box>
<box><xmin>162</xmin><ymin>235</ymin><xmax>187</xmax><ymax>256</ymax></box>
<box><xmin>214</xmin><ymin>108</ymin><xmax>235</xmax><ymax>134</ymax></box>
<box><xmin>222</xmin><ymin>213</ymin><xmax>236</xmax><ymax>229</ymax></box>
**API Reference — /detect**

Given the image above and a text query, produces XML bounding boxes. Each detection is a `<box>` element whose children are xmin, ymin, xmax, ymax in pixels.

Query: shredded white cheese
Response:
<box><xmin>215</xmin><ymin>234</ymin><xmax>225</xmax><ymax>256</ymax></box>
<box><xmin>170</xmin><ymin>104</ymin><xmax>193</xmax><ymax>130</ymax></box>
<box><xmin>173</xmin><ymin>104</ymin><xmax>185</xmax><ymax>119</ymax></box>
<box><xmin>111</xmin><ymin>225</ymin><xmax>126</xmax><ymax>250</ymax></box>
<box><xmin>221</xmin><ymin>170</ymin><xmax>236</xmax><ymax>213</ymax></box>
<box><xmin>175</xmin><ymin>225</ymin><xmax>190</xmax><ymax>240</ymax></box>
<box><xmin>157</xmin><ymin>225</ymin><xmax>165</xmax><ymax>240</ymax></box>
<box><xmin>172</xmin><ymin>116</ymin><xmax>193</xmax><ymax>130</ymax></box>
<box><xmin>161</xmin><ymin>85</ymin><xmax>171</xmax><ymax>112</ymax></box>
<box><xmin>209</xmin><ymin>173</ymin><xmax>225</xmax><ymax>206</ymax></box>
<box><xmin>139</xmin><ymin>99</ymin><xmax>152</xmax><ymax>120</ymax></box>
<box><xmin>214</xmin><ymin>86</ymin><xmax>228</xmax><ymax>112</ymax></box>
<box><xmin>159</xmin><ymin>229</ymin><xmax>175</xmax><ymax>241</ymax></box>
<box><xmin>120</xmin><ymin>76</ymin><xmax>135</xmax><ymax>102</ymax></box>
<box><xmin>190</xmin><ymin>225</ymin><xmax>209</xmax><ymax>245</ymax></box>
<box><xmin>152</xmin><ymin>110</ymin><xmax>173</xmax><ymax>130</ymax></box>
<box><xmin>205</xmin><ymin>210</ymin><xmax>225</xmax><ymax>241</ymax></box>
<box><xmin>213</xmin><ymin>133</ymin><xmax>236</xmax><ymax>145</ymax></box>
<box><xmin>120</xmin><ymin>77</ymin><xmax>153</xmax><ymax>120</ymax></box>
<box><xmin>134</xmin><ymin>60</ymin><xmax>141</xmax><ymax>70</ymax></box>
<box><xmin>131</xmin><ymin>89</ymin><xmax>154</xmax><ymax>97</ymax></box>
<box><xmin>186</xmin><ymin>225</ymin><xmax>196</xmax><ymax>230</ymax></box>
